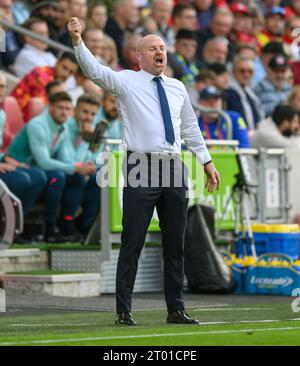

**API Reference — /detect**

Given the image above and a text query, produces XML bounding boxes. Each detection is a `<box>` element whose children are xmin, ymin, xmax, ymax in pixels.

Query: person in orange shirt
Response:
<box><xmin>11</xmin><ymin>52</ymin><xmax>78</xmax><ymax>122</ymax></box>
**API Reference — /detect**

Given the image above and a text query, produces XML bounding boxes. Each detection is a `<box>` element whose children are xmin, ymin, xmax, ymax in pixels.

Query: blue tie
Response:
<box><xmin>153</xmin><ymin>77</ymin><xmax>175</xmax><ymax>145</ymax></box>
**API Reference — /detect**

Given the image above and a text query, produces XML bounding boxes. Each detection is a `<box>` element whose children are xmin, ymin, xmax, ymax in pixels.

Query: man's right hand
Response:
<box><xmin>75</xmin><ymin>162</ymin><xmax>96</xmax><ymax>176</ymax></box>
<box><xmin>0</xmin><ymin>163</ymin><xmax>16</xmax><ymax>173</ymax></box>
<box><xmin>68</xmin><ymin>17</ymin><xmax>82</xmax><ymax>46</ymax></box>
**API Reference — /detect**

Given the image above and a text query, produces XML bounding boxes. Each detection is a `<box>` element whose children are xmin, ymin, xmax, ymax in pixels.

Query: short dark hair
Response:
<box><xmin>172</xmin><ymin>3</ymin><xmax>195</xmax><ymax>19</ymax></box>
<box><xmin>48</xmin><ymin>91</ymin><xmax>72</xmax><ymax>104</ymax></box>
<box><xmin>76</xmin><ymin>94</ymin><xmax>100</xmax><ymax>108</ymax></box>
<box><xmin>207</xmin><ymin>63</ymin><xmax>228</xmax><ymax>75</ymax></box>
<box><xmin>272</xmin><ymin>104</ymin><xmax>297</xmax><ymax>126</ymax></box>
<box><xmin>58</xmin><ymin>51</ymin><xmax>77</xmax><ymax>65</ymax></box>
<box><xmin>23</xmin><ymin>17</ymin><xmax>47</xmax><ymax>30</ymax></box>
<box><xmin>46</xmin><ymin>79</ymin><xmax>64</xmax><ymax>96</ymax></box>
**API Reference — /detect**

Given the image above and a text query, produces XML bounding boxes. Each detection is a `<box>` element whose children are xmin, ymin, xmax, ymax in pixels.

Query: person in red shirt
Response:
<box><xmin>11</xmin><ymin>52</ymin><xmax>78</xmax><ymax>122</ymax></box>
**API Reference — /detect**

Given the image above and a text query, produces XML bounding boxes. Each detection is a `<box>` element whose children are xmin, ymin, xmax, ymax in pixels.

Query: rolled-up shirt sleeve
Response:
<box><xmin>74</xmin><ymin>41</ymin><xmax>128</xmax><ymax>96</ymax></box>
<box><xmin>180</xmin><ymin>89</ymin><xmax>212</xmax><ymax>165</ymax></box>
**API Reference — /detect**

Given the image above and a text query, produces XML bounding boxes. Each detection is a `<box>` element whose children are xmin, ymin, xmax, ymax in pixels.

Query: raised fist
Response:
<box><xmin>68</xmin><ymin>17</ymin><xmax>82</xmax><ymax>46</ymax></box>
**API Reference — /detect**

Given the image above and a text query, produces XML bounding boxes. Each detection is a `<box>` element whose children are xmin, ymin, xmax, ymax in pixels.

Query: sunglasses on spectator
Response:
<box><xmin>237</xmin><ymin>68</ymin><xmax>253</xmax><ymax>74</ymax></box>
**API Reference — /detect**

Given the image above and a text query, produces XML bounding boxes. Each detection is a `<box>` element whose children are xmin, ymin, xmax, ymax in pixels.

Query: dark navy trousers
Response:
<box><xmin>116</xmin><ymin>152</ymin><xmax>189</xmax><ymax>313</ymax></box>
<box><xmin>0</xmin><ymin>167</ymin><xmax>47</xmax><ymax>215</ymax></box>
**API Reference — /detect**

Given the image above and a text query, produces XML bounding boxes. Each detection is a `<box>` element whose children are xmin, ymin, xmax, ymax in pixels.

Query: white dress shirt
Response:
<box><xmin>12</xmin><ymin>44</ymin><xmax>57</xmax><ymax>78</ymax></box>
<box><xmin>74</xmin><ymin>41</ymin><xmax>211</xmax><ymax>164</ymax></box>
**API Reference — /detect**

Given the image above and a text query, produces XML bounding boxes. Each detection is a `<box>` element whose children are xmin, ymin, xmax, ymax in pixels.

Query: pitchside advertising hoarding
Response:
<box><xmin>101</xmin><ymin>150</ymin><xmax>239</xmax><ymax>232</ymax></box>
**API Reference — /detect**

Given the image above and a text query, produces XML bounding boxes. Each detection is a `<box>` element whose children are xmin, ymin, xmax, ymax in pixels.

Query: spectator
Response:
<box><xmin>12</xmin><ymin>17</ymin><xmax>57</xmax><ymax>78</ymax></box>
<box><xmin>283</xmin><ymin>16</ymin><xmax>300</xmax><ymax>61</ymax></box>
<box><xmin>168</xmin><ymin>29</ymin><xmax>199</xmax><ymax>86</ymax></box>
<box><xmin>7</xmin><ymin>92</ymin><xmax>95</xmax><ymax>243</ymax></box>
<box><xmin>201</xmin><ymin>36</ymin><xmax>229</xmax><ymax>67</ymax></box>
<box><xmin>0</xmin><ymin>71</ymin><xmax>47</xmax><ymax>228</ymax></box>
<box><xmin>229</xmin><ymin>2</ymin><xmax>257</xmax><ymax>46</ymax></box>
<box><xmin>52</xmin><ymin>0</ymin><xmax>70</xmax><ymax>34</ymax></box>
<box><xmin>102</xmin><ymin>35</ymin><xmax>121</xmax><ymax>71</ymax></box>
<box><xmin>226</xmin><ymin>56</ymin><xmax>264</xmax><ymax>129</ymax></box>
<box><xmin>120</xmin><ymin>32</ymin><xmax>142</xmax><ymax>70</ymax></box>
<box><xmin>288</xmin><ymin>86</ymin><xmax>300</xmax><ymax>114</ymax></box>
<box><xmin>150</xmin><ymin>0</ymin><xmax>174</xmax><ymax>51</ymax></box>
<box><xmin>193</xmin><ymin>0</ymin><xmax>215</xmax><ymax>30</ymax></box>
<box><xmin>57</xmin><ymin>0</ymin><xmax>87</xmax><ymax>48</ymax></box>
<box><xmin>86</xmin><ymin>1</ymin><xmax>108</xmax><ymax>31</ymax></box>
<box><xmin>63</xmin><ymin>94</ymin><xmax>101</xmax><ymax>239</ymax></box>
<box><xmin>0</xmin><ymin>0</ymin><xmax>23</xmax><ymax>70</ymax></box>
<box><xmin>82</xmin><ymin>28</ymin><xmax>105</xmax><ymax>63</ymax></box>
<box><xmin>251</xmin><ymin>104</ymin><xmax>299</xmax><ymax>149</ymax></box>
<box><xmin>30</xmin><ymin>0</ymin><xmax>60</xmax><ymax>42</ymax></box>
<box><xmin>196</xmin><ymin>8</ymin><xmax>234</xmax><ymax>64</ymax></box>
<box><xmin>207</xmin><ymin>62</ymin><xmax>229</xmax><ymax>91</ymax></box>
<box><xmin>11</xmin><ymin>52</ymin><xmax>78</xmax><ymax>122</ymax></box>
<box><xmin>255</xmin><ymin>53</ymin><xmax>292</xmax><ymax>116</ymax></box>
<box><xmin>197</xmin><ymin>86</ymin><xmax>250</xmax><ymax>147</ymax></box>
<box><xmin>253</xmin><ymin>41</ymin><xmax>285</xmax><ymax>87</ymax></box>
<box><xmin>94</xmin><ymin>91</ymin><xmax>123</xmax><ymax>154</ymax></box>
<box><xmin>172</xmin><ymin>3</ymin><xmax>198</xmax><ymax>33</ymax></box>
<box><xmin>105</xmin><ymin>0</ymin><xmax>139</xmax><ymax>66</ymax></box>
<box><xmin>187</xmin><ymin>69</ymin><xmax>216</xmax><ymax>107</ymax></box>
<box><xmin>257</xmin><ymin>6</ymin><xmax>286</xmax><ymax>49</ymax></box>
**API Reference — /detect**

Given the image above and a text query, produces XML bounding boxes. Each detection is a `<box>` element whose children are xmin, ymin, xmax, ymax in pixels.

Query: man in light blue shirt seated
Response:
<box><xmin>93</xmin><ymin>91</ymin><xmax>124</xmax><ymax>154</ymax></box>
<box><xmin>7</xmin><ymin>92</ymin><xmax>96</xmax><ymax>243</ymax></box>
<box><xmin>66</xmin><ymin>94</ymin><xmax>101</xmax><ymax>236</ymax></box>
<box><xmin>0</xmin><ymin>72</ymin><xmax>47</xmax><ymax>240</ymax></box>
<box><xmin>197</xmin><ymin>86</ymin><xmax>250</xmax><ymax>148</ymax></box>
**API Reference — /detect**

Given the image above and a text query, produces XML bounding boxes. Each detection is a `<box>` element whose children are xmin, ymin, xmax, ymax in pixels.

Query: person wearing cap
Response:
<box><xmin>197</xmin><ymin>85</ymin><xmax>250</xmax><ymax>148</ymax></box>
<box><xmin>254</xmin><ymin>53</ymin><xmax>292</xmax><ymax>116</ymax></box>
<box><xmin>230</xmin><ymin>2</ymin><xmax>257</xmax><ymax>46</ymax></box>
<box><xmin>257</xmin><ymin>6</ymin><xmax>286</xmax><ymax>49</ymax></box>
<box><xmin>226</xmin><ymin>56</ymin><xmax>264</xmax><ymax>129</ymax></box>
<box><xmin>167</xmin><ymin>29</ymin><xmax>199</xmax><ymax>86</ymax></box>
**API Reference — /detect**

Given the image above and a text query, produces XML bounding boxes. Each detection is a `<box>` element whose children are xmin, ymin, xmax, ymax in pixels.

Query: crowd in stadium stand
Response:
<box><xmin>1</xmin><ymin>0</ymin><xmax>300</xmax><ymax>243</ymax></box>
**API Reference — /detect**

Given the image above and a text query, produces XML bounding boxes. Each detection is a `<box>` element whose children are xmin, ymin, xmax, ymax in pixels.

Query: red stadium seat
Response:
<box><xmin>2</xmin><ymin>96</ymin><xmax>24</xmax><ymax>152</ymax></box>
<box><xmin>26</xmin><ymin>97</ymin><xmax>45</xmax><ymax>121</ymax></box>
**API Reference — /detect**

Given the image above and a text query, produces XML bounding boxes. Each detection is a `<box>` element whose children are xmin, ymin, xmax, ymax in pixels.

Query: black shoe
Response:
<box><xmin>167</xmin><ymin>310</ymin><xmax>200</xmax><ymax>324</ymax></box>
<box><xmin>115</xmin><ymin>312</ymin><xmax>137</xmax><ymax>326</ymax></box>
<box><xmin>64</xmin><ymin>230</ymin><xmax>84</xmax><ymax>243</ymax></box>
<box><xmin>44</xmin><ymin>228</ymin><xmax>68</xmax><ymax>244</ymax></box>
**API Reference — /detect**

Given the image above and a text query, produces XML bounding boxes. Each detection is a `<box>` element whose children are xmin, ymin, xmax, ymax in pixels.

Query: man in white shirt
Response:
<box><xmin>12</xmin><ymin>17</ymin><xmax>57</xmax><ymax>78</ymax></box>
<box><xmin>68</xmin><ymin>17</ymin><xmax>220</xmax><ymax>326</ymax></box>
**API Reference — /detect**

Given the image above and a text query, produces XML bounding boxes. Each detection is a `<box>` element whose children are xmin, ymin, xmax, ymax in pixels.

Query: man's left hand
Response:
<box><xmin>204</xmin><ymin>161</ymin><xmax>220</xmax><ymax>193</ymax></box>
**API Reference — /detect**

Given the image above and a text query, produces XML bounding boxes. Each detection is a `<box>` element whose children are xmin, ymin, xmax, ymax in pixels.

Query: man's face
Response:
<box><xmin>175</xmin><ymin>38</ymin><xmax>197</xmax><ymax>61</ymax></box>
<box><xmin>232</xmin><ymin>13</ymin><xmax>253</xmax><ymax>33</ymax></box>
<box><xmin>75</xmin><ymin>102</ymin><xmax>98</xmax><ymax>137</ymax></box>
<box><xmin>211</xmin><ymin>14</ymin><xmax>233</xmax><ymax>37</ymax></box>
<box><xmin>215</xmin><ymin>72</ymin><xmax>229</xmax><ymax>90</ymax></box>
<box><xmin>25</xmin><ymin>22</ymin><xmax>49</xmax><ymax>51</ymax></box>
<box><xmin>270</xmin><ymin>67</ymin><xmax>288</xmax><ymax>87</ymax></box>
<box><xmin>121</xmin><ymin>0</ymin><xmax>139</xmax><ymax>27</ymax></box>
<box><xmin>49</xmin><ymin>100</ymin><xmax>73</xmax><ymax>125</ymax></box>
<box><xmin>85</xmin><ymin>30</ymin><xmax>104</xmax><ymax>57</ymax></box>
<box><xmin>200</xmin><ymin>97</ymin><xmax>222</xmax><ymax>121</ymax></box>
<box><xmin>151</xmin><ymin>1</ymin><xmax>173</xmax><ymax>26</ymax></box>
<box><xmin>90</xmin><ymin>5</ymin><xmax>107</xmax><ymax>29</ymax></box>
<box><xmin>175</xmin><ymin>9</ymin><xmax>198</xmax><ymax>31</ymax></box>
<box><xmin>0</xmin><ymin>74</ymin><xmax>7</xmax><ymax>104</ymax></box>
<box><xmin>233</xmin><ymin>60</ymin><xmax>254</xmax><ymax>87</ymax></box>
<box><xmin>53</xmin><ymin>0</ymin><xmax>70</xmax><ymax>29</ymax></box>
<box><xmin>266</xmin><ymin>14</ymin><xmax>284</xmax><ymax>35</ymax></box>
<box><xmin>55</xmin><ymin>59</ymin><xmax>78</xmax><ymax>81</ymax></box>
<box><xmin>69</xmin><ymin>0</ymin><xmax>87</xmax><ymax>19</ymax></box>
<box><xmin>103</xmin><ymin>95</ymin><xmax>118</xmax><ymax>120</ymax></box>
<box><xmin>136</xmin><ymin>36</ymin><xmax>167</xmax><ymax>76</ymax></box>
<box><xmin>204</xmin><ymin>42</ymin><xmax>228</xmax><ymax>64</ymax></box>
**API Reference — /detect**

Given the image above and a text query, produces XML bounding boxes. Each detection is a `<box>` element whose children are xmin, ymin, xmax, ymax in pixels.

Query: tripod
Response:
<box><xmin>216</xmin><ymin>171</ymin><xmax>257</xmax><ymax>259</ymax></box>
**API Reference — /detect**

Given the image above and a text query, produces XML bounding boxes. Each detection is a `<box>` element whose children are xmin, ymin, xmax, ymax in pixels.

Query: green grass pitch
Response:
<box><xmin>1</xmin><ymin>301</ymin><xmax>300</xmax><ymax>346</ymax></box>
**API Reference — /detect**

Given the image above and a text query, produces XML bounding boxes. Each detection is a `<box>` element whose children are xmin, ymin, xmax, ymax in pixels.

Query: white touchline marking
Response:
<box><xmin>2</xmin><ymin>319</ymin><xmax>300</xmax><ymax>346</ymax></box>
<box><xmin>1</xmin><ymin>326</ymin><xmax>300</xmax><ymax>346</ymax></box>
